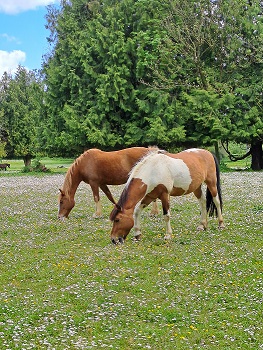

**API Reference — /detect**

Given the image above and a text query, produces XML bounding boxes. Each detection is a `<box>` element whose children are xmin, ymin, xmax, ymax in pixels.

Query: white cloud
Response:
<box><xmin>0</xmin><ymin>50</ymin><xmax>26</xmax><ymax>76</ymax></box>
<box><xmin>0</xmin><ymin>0</ymin><xmax>58</xmax><ymax>14</ymax></box>
<box><xmin>0</xmin><ymin>33</ymin><xmax>21</xmax><ymax>45</ymax></box>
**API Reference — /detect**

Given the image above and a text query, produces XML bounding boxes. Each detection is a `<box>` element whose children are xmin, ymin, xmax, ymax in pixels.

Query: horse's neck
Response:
<box><xmin>123</xmin><ymin>180</ymin><xmax>147</xmax><ymax>212</ymax></box>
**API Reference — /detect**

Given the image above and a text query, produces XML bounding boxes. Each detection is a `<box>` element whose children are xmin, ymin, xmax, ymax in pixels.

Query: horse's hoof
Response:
<box><xmin>133</xmin><ymin>234</ymin><xmax>141</xmax><ymax>241</ymax></box>
<box><xmin>219</xmin><ymin>223</ymin><xmax>225</xmax><ymax>229</ymax></box>
<box><xmin>197</xmin><ymin>225</ymin><xmax>205</xmax><ymax>231</ymax></box>
<box><xmin>164</xmin><ymin>234</ymin><xmax>172</xmax><ymax>240</ymax></box>
<box><xmin>93</xmin><ymin>214</ymin><xmax>102</xmax><ymax>219</ymax></box>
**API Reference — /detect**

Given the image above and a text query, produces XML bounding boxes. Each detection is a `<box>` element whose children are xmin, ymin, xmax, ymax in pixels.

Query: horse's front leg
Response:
<box><xmin>133</xmin><ymin>194</ymin><xmax>154</xmax><ymax>240</ymax></box>
<box><xmin>159</xmin><ymin>192</ymin><xmax>172</xmax><ymax>240</ymax></box>
<box><xmin>100</xmin><ymin>184</ymin><xmax>116</xmax><ymax>205</ymax></box>
<box><xmin>90</xmin><ymin>182</ymin><xmax>102</xmax><ymax>217</ymax></box>
<box><xmin>133</xmin><ymin>202</ymin><xmax>145</xmax><ymax>240</ymax></box>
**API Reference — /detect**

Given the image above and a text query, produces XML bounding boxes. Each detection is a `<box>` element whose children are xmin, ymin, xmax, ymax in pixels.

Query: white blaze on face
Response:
<box><xmin>135</xmin><ymin>154</ymin><xmax>192</xmax><ymax>194</ymax></box>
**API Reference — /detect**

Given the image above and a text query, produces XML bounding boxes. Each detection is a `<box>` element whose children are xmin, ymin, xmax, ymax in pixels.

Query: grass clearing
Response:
<box><xmin>0</xmin><ymin>172</ymin><xmax>262</xmax><ymax>349</ymax></box>
<box><xmin>0</xmin><ymin>158</ymin><xmax>74</xmax><ymax>174</ymax></box>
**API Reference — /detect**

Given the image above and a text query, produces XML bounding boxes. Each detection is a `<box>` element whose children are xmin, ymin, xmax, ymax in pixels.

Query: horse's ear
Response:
<box><xmin>110</xmin><ymin>204</ymin><xmax>122</xmax><ymax>221</ymax></box>
<box><xmin>59</xmin><ymin>189</ymin><xmax>65</xmax><ymax>196</ymax></box>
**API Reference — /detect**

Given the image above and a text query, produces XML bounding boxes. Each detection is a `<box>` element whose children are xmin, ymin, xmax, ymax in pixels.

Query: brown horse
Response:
<box><xmin>110</xmin><ymin>148</ymin><xmax>225</xmax><ymax>244</ymax></box>
<box><xmin>58</xmin><ymin>147</ymin><xmax>158</xmax><ymax>219</ymax></box>
<box><xmin>0</xmin><ymin>163</ymin><xmax>10</xmax><ymax>171</ymax></box>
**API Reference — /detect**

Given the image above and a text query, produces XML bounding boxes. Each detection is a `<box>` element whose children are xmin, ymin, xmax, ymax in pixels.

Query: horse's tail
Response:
<box><xmin>206</xmin><ymin>154</ymin><xmax>223</xmax><ymax>217</ymax></box>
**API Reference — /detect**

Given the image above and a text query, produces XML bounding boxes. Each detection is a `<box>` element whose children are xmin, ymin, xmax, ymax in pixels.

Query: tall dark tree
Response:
<box><xmin>42</xmin><ymin>0</ymin><xmax>185</xmax><ymax>156</ymax></box>
<box><xmin>0</xmin><ymin>67</ymin><xmax>44</xmax><ymax>165</ymax></box>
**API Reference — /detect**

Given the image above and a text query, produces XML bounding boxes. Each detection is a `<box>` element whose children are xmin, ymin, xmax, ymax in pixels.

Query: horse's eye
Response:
<box><xmin>114</xmin><ymin>218</ymin><xmax>120</xmax><ymax>223</ymax></box>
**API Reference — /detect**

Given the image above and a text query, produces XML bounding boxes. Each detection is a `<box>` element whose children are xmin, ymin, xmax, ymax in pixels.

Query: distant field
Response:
<box><xmin>0</xmin><ymin>157</ymin><xmax>74</xmax><ymax>173</ymax></box>
<box><xmin>0</xmin><ymin>171</ymin><xmax>262</xmax><ymax>349</ymax></box>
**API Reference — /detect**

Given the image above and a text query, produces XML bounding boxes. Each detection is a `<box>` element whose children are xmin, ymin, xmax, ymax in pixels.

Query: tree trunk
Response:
<box><xmin>251</xmin><ymin>141</ymin><xmax>263</xmax><ymax>170</ymax></box>
<box><xmin>23</xmin><ymin>154</ymin><xmax>32</xmax><ymax>167</ymax></box>
<box><xmin>214</xmin><ymin>141</ymin><xmax>220</xmax><ymax>163</ymax></box>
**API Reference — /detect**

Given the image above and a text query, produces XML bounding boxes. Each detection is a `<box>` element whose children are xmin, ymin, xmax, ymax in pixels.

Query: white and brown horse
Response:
<box><xmin>58</xmin><ymin>147</ymin><xmax>158</xmax><ymax>219</ymax></box>
<box><xmin>110</xmin><ymin>148</ymin><xmax>225</xmax><ymax>244</ymax></box>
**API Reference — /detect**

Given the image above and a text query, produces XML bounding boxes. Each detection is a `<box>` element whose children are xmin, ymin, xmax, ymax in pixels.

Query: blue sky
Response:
<box><xmin>0</xmin><ymin>0</ymin><xmax>59</xmax><ymax>76</ymax></box>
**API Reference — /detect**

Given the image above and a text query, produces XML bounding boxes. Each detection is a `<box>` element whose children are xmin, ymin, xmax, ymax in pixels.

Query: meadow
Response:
<box><xmin>0</xmin><ymin>169</ymin><xmax>262</xmax><ymax>349</ymax></box>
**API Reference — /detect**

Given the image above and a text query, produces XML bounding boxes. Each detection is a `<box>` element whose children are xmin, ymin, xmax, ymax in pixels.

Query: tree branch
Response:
<box><xmin>221</xmin><ymin>141</ymin><xmax>251</xmax><ymax>161</ymax></box>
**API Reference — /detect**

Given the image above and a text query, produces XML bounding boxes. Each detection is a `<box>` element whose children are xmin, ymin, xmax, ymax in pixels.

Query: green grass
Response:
<box><xmin>222</xmin><ymin>158</ymin><xmax>252</xmax><ymax>171</ymax></box>
<box><xmin>0</xmin><ymin>172</ymin><xmax>262</xmax><ymax>349</ymax></box>
<box><xmin>0</xmin><ymin>157</ymin><xmax>74</xmax><ymax>174</ymax></box>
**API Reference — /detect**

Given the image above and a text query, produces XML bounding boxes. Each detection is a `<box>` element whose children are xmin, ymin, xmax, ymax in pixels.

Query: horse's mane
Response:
<box><xmin>128</xmin><ymin>148</ymin><xmax>160</xmax><ymax>181</ymax></box>
<box><xmin>62</xmin><ymin>149</ymin><xmax>97</xmax><ymax>196</ymax></box>
<box><xmin>62</xmin><ymin>163</ymin><xmax>75</xmax><ymax>197</ymax></box>
<box><xmin>110</xmin><ymin>184</ymin><xmax>130</xmax><ymax>221</ymax></box>
<box><xmin>110</xmin><ymin>147</ymin><xmax>162</xmax><ymax>221</ymax></box>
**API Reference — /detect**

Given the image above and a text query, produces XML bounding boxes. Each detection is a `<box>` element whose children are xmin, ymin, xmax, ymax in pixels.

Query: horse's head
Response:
<box><xmin>58</xmin><ymin>189</ymin><xmax>75</xmax><ymax>220</ymax></box>
<box><xmin>110</xmin><ymin>205</ymin><xmax>134</xmax><ymax>244</ymax></box>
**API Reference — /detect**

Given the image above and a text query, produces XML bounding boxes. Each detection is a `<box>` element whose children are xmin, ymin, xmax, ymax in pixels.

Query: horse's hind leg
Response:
<box><xmin>213</xmin><ymin>194</ymin><xmax>225</xmax><ymax>228</ymax></box>
<box><xmin>206</xmin><ymin>181</ymin><xmax>225</xmax><ymax>229</ymax></box>
<box><xmin>150</xmin><ymin>200</ymin><xmax>159</xmax><ymax>215</ymax></box>
<box><xmin>194</xmin><ymin>186</ymin><xmax>208</xmax><ymax>230</ymax></box>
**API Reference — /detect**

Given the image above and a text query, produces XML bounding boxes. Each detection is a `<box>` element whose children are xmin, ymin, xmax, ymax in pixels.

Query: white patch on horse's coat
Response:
<box><xmin>131</xmin><ymin>153</ymin><xmax>192</xmax><ymax>193</ymax></box>
<box><xmin>184</xmin><ymin>148</ymin><xmax>201</xmax><ymax>153</ymax></box>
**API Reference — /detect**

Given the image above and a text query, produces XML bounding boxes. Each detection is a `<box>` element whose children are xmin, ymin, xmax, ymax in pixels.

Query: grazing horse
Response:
<box><xmin>110</xmin><ymin>148</ymin><xmax>225</xmax><ymax>244</ymax></box>
<box><xmin>58</xmin><ymin>147</ymin><xmax>158</xmax><ymax>219</ymax></box>
<box><xmin>0</xmin><ymin>163</ymin><xmax>10</xmax><ymax>171</ymax></box>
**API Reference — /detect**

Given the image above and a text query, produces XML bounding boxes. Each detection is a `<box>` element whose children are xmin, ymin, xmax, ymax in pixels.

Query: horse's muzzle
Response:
<box><xmin>58</xmin><ymin>215</ymin><xmax>66</xmax><ymax>221</ymax></box>
<box><xmin>111</xmin><ymin>237</ymin><xmax>125</xmax><ymax>245</ymax></box>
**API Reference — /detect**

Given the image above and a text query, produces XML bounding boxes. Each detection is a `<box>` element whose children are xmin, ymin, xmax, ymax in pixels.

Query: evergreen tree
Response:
<box><xmin>43</xmin><ymin>0</ymin><xmax>184</xmax><ymax>155</ymax></box>
<box><xmin>155</xmin><ymin>0</ymin><xmax>263</xmax><ymax>169</ymax></box>
<box><xmin>0</xmin><ymin>67</ymin><xmax>44</xmax><ymax>165</ymax></box>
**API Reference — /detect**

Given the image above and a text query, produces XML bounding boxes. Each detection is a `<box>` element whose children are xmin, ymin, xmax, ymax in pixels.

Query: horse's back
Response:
<box><xmin>79</xmin><ymin>147</ymin><xmax>150</xmax><ymax>185</ymax></box>
<box><xmin>167</xmin><ymin>149</ymin><xmax>215</xmax><ymax>174</ymax></box>
<box><xmin>130</xmin><ymin>149</ymin><xmax>216</xmax><ymax>195</ymax></box>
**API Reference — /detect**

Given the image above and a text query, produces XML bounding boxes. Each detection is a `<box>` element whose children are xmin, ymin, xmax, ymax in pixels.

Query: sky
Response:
<box><xmin>0</xmin><ymin>0</ymin><xmax>59</xmax><ymax>76</ymax></box>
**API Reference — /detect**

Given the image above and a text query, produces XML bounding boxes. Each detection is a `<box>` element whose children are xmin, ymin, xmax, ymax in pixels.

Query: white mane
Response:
<box><xmin>127</xmin><ymin>149</ymin><xmax>160</xmax><ymax>183</ymax></box>
<box><xmin>127</xmin><ymin>150</ymin><xmax>192</xmax><ymax>194</ymax></box>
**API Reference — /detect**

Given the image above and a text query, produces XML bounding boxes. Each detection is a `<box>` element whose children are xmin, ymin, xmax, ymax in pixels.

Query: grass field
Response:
<box><xmin>0</xmin><ymin>171</ymin><xmax>262</xmax><ymax>349</ymax></box>
<box><xmin>0</xmin><ymin>158</ymin><xmax>74</xmax><ymax>174</ymax></box>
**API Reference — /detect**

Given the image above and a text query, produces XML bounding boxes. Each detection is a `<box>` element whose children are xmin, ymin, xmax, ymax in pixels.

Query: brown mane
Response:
<box><xmin>61</xmin><ymin>150</ymin><xmax>94</xmax><ymax>196</ymax></box>
<box><xmin>110</xmin><ymin>182</ymin><xmax>132</xmax><ymax>221</ymax></box>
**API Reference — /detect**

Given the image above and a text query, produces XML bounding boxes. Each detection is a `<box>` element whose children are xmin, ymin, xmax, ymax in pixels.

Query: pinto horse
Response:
<box><xmin>58</xmin><ymin>147</ymin><xmax>158</xmax><ymax>219</ymax></box>
<box><xmin>110</xmin><ymin>148</ymin><xmax>225</xmax><ymax>244</ymax></box>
